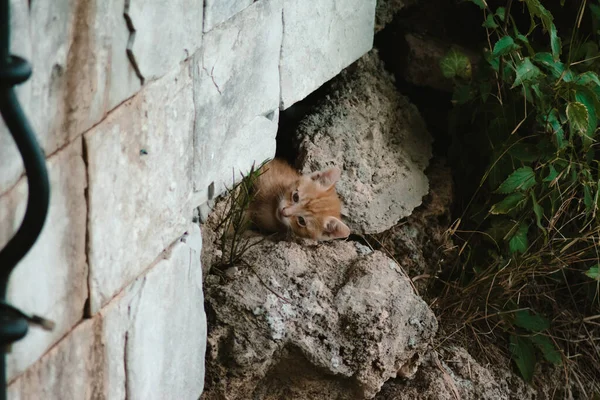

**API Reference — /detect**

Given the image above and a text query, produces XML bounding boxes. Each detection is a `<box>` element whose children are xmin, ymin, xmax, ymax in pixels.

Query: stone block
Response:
<box><xmin>126</xmin><ymin>0</ymin><xmax>203</xmax><ymax>81</ymax></box>
<box><xmin>279</xmin><ymin>0</ymin><xmax>376</xmax><ymax>109</ymax></box>
<box><xmin>0</xmin><ymin>0</ymin><xmax>141</xmax><ymax>196</ymax></box>
<box><xmin>193</xmin><ymin>0</ymin><xmax>282</xmax><ymax>203</ymax></box>
<box><xmin>203</xmin><ymin>0</ymin><xmax>253</xmax><ymax>32</ymax></box>
<box><xmin>99</xmin><ymin>0</ymin><xmax>143</xmax><ymax>111</ymax></box>
<box><xmin>100</xmin><ymin>224</ymin><xmax>206</xmax><ymax>400</ymax></box>
<box><xmin>8</xmin><ymin>319</ymin><xmax>104</xmax><ymax>400</ymax></box>
<box><xmin>85</xmin><ymin>64</ymin><xmax>195</xmax><ymax>313</ymax></box>
<box><xmin>0</xmin><ymin>139</ymin><xmax>88</xmax><ymax>381</ymax></box>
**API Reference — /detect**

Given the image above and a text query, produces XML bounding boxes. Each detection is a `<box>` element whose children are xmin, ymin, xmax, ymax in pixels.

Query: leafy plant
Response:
<box><xmin>214</xmin><ymin>160</ymin><xmax>270</xmax><ymax>269</ymax></box>
<box><xmin>440</xmin><ymin>0</ymin><xmax>600</xmax><ymax>387</ymax></box>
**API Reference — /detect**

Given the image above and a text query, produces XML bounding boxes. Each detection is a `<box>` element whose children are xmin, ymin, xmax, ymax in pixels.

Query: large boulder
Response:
<box><xmin>202</xmin><ymin>237</ymin><xmax>438</xmax><ymax>399</ymax></box>
<box><xmin>295</xmin><ymin>50</ymin><xmax>432</xmax><ymax>235</ymax></box>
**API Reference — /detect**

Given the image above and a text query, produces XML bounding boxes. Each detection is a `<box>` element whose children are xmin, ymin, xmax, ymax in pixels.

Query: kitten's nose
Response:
<box><xmin>281</xmin><ymin>207</ymin><xmax>291</xmax><ymax>217</ymax></box>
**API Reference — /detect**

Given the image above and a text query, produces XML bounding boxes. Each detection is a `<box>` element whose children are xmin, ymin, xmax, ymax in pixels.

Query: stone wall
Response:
<box><xmin>0</xmin><ymin>0</ymin><xmax>375</xmax><ymax>398</ymax></box>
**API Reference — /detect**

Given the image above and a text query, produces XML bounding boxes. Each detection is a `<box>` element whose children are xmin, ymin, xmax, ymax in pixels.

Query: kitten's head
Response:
<box><xmin>276</xmin><ymin>166</ymin><xmax>350</xmax><ymax>241</ymax></box>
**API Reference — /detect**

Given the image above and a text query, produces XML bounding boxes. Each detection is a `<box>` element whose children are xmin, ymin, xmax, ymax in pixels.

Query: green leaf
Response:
<box><xmin>467</xmin><ymin>0</ymin><xmax>486</xmax><ymax>9</ymax></box>
<box><xmin>510</xmin><ymin>335</ymin><xmax>536</xmax><ymax>382</ymax></box>
<box><xmin>492</xmin><ymin>36</ymin><xmax>520</xmax><ymax>57</ymax></box>
<box><xmin>523</xmin><ymin>0</ymin><xmax>554</xmax><ymax>33</ymax></box>
<box><xmin>585</xmin><ymin>265</ymin><xmax>600</xmax><ymax>280</ymax></box>
<box><xmin>509</xmin><ymin>142</ymin><xmax>539</xmax><ymax>162</ymax></box>
<box><xmin>531</xmin><ymin>335</ymin><xmax>562</xmax><ymax>366</ymax></box>
<box><xmin>483</xmin><ymin>14</ymin><xmax>499</xmax><ymax>28</ymax></box>
<box><xmin>512</xmin><ymin>58</ymin><xmax>542</xmax><ymax>87</ymax></box>
<box><xmin>496</xmin><ymin>167</ymin><xmax>537</xmax><ymax>193</ymax></box>
<box><xmin>543</xmin><ymin>164</ymin><xmax>559</xmax><ymax>182</ymax></box>
<box><xmin>575</xmin><ymin>72</ymin><xmax>600</xmax><ymax>100</ymax></box>
<box><xmin>509</xmin><ymin>222</ymin><xmax>529</xmax><ymax>254</ymax></box>
<box><xmin>490</xmin><ymin>192</ymin><xmax>527</xmax><ymax>214</ymax></box>
<box><xmin>440</xmin><ymin>49</ymin><xmax>472</xmax><ymax>79</ymax></box>
<box><xmin>544</xmin><ymin>110</ymin><xmax>566</xmax><ymax>149</ymax></box>
<box><xmin>532</xmin><ymin>193</ymin><xmax>545</xmax><ymax>232</ymax></box>
<box><xmin>532</xmin><ymin>52</ymin><xmax>565</xmax><ymax>79</ymax></box>
<box><xmin>550</xmin><ymin>23</ymin><xmax>561</xmax><ymax>60</ymax></box>
<box><xmin>514</xmin><ymin>309</ymin><xmax>550</xmax><ymax>332</ymax></box>
<box><xmin>566</xmin><ymin>102</ymin><xmax>590</xmax><ymax>136</ymax></box>
<box><xmin>496</xmin><ymin>7</ymin><xmax>506</xmax><ymax>21</ymax></box>
<box><xmin>575</xmin><ymin>88</ymin><xmax>599</xmax><ymax>138</ymax></box>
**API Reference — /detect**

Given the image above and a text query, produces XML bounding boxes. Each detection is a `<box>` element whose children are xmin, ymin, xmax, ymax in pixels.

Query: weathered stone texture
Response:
<box><xmin>8</xmin><ymin>225</ymin><xmax>205</xmax><ymax>400</ymax></box>
<box><xmin>85</xmin><ymin>64</ymin><xmax>195</xmax><ymax>313</ymax></box>
<box><xmin>193</xmin><ymin>0</ymin><xmax>282</xmax><ymax>203</ymax></box>
<box><xmin>296</xmin><ymin>50</ymin><xmax>432</xmax><ymax>234</ymax></box>
<box><xmin>126</xmin><ymin>0</ymin><xmax>203</xmax><ymax>81</ymax></box>
<box><xmin>279</xmin><ymin>0</ymin><xmax>376</xmax><ymax>109</ymax></box>
<box><xmin>100</xmin><ymin>224</ymin><xmax>206</xmax><ymax>400</ymax></box>
<box><xmin>126</xmin><ymin>225</ymin><xmax>206</xmax><ymax>400</ymax></box>
<box><xmin>0</xmin><ymin>0</ymin><xmax>141</xmax><ymax>196</ymax></box>
<box><xmin>203</xmin><ymin>0</ymin><xmax>253</xmax><ymax>32</ymax></box>
<box><xmin>1</xmin><ymin>139</ymin><xmax>88</xmax><ymax>381</ymax></box>
<box><xmin>375</xmin><ymin>0</ymin><xmax>418</xmax><ymax>31</ymax></box>
<box><xmin>7</xmin><ymin>319</ymin><xmax>104</xmax><ymax>400</ymax></box>
<box><xmin>202</xmin><ymin>236</ymin><xmax>437</xmax><ymax>399</ymax></box>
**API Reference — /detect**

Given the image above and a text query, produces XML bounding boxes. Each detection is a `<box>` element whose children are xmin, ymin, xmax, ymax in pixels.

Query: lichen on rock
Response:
<box><xmin>202</xmin><ymin>237</ymin><xmax>438</xmax><ymax>399</ymax></box>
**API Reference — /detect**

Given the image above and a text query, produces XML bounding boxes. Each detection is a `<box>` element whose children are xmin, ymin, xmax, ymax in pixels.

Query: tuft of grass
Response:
<box><xmin>213</xmin><ymin>159</ymin><xmax>271</xmax><ymax>269</ymax></box>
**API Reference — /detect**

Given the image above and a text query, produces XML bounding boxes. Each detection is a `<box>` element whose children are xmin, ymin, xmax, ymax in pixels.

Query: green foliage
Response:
<box><xmin>441</xmin><ymin>0</ymin><xmax>600</xmax><ymax>384</ymax></box>
<box><xmin>215</xmin><ymin>159</ymin><xmax>271</xmax><ymax>268</ymax></box>
<box><xmin>495</xmin><ymin>167</ymin><xmax>536</xmax><ymax>194</ymax></box>
<box><xmin>585</xmin><ymin>264</ymin><xmax>600</xmax><ymax>279</ymax></box>
<box><xmin>440</xmin><ymin>49</ymin><xmax>472</xmax><ymax>79</ymax></box>
<box><xmin>510</xmin><ymin>334</ymin><xmax>536</xmax><ymax>382</ymax></box>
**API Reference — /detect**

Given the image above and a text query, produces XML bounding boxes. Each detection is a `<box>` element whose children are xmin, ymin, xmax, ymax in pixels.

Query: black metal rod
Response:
<box><xmin>0</xmin><ymin>0</ymin><xmax>51</xmax><ymax>397</ymax></box>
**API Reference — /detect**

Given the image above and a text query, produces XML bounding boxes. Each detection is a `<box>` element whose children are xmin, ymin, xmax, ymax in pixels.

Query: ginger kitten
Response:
<box><xmin>248</xmin><ymin>159</ymin><xmax>350</xmax><ymax>241</ymax></box>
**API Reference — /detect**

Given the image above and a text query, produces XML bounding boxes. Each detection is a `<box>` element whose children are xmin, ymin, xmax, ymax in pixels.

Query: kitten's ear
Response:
<box><xmin>310</xmin><ymin>166</ymin><xmax>341</xmax><ymax>189</ymax></box>
<box><xmin>322</xmin><ymin>217</ymin><xmax>350</xmax><ymax>240</ymax></box>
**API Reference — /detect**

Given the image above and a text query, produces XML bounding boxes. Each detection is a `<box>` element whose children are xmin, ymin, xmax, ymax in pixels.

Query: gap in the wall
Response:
<box><xmin>275</xmin><ymin>74</ymin><xmax>347</xmax><ymax>167</ymax></box>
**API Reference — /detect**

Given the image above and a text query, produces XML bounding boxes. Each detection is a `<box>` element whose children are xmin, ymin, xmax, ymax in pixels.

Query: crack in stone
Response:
<box><xmin>201</xmin><ymin>53</ymin><xmax>222</xmax><ymax>95</ymax></box>
<box><xmin>123</xmin><ymin>0</ymin><xmax>145</xmax><ymax>85</ymax></box>
<box><xmin>124</xmin><ymin>331</ymin><xmax>130</xmax><ymax>400</ymax></box>
<box><xmin>278</xmin><ymin>7</ymin><xmax>285</xmax><ymax>109</ymax></box>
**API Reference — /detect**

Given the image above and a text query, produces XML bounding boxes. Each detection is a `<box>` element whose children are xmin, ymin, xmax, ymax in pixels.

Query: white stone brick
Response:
<box><xmin>99</xmin><ymin>0</ymin><xmax>143</xmax><ymax>111</ymax></box>
<box><xmin>100</xmin><ymin>224</ymin><xmax>206</xmax><ymax>400</ymax></box>
<box><xmin>85</xmin><ymin>63</ymin><xmax>195</xmax><ymax>313</ymax></box>
<box><xmin>127</xmin><ymin>0</ymin><xmax>203</xmax><ymax>81</ymax></box>
<box><xmin>0</xmin><ymin>138</ymin><xmax>88</xmax><ymax>381</ymax></box>
<box><xmin>0</xmin><ymin>0</ymin><xmax>141</xmax><ymax>195</ymax></box>
<box><xmin>126</xmin><ymin>225</ymin><xmax>206</xmax><ymax>400</ymax></box>
<box><xmin>8</xmin><ymin>319</ymin><xmax>104</xmax><ymax>400</ymax></box>
<box><xmin>193</xmin><ymin>0</ymin><xmax>282</xmax><ymax>203</ymax></box>
<box><xmin>203</xmin><ymin>0</ymin><xmax>253</xmax><ymax>32</ymax></box>
<box><xmin>279</xmin><ymin>0</ymin><xmax>376</xmax><ymax>109</ymax></box>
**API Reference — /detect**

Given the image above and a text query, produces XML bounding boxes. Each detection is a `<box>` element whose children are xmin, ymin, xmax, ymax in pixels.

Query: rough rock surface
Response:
<box><xmin>371</xmin><ymin>159</ymin><xmax>456</xmax><ymax>293</ymax></box>
<box><xmin>375</xmin><ymin>0</ymin><xmax>418</xmax><ymax>31</ymax></box>
<box><xmin>202</xmin><ymin>237</ymin><xmax>438</xmax><ymax>399</ymax></box>
<box><xmin>376</xmin><ymin>347</ymin><xmax>536</xmax><ymax>399</ymax></box>
<box><xmin>295</xmin><ymin>50</ymin><xmax>432</xmax><ymax>235</ymax></box>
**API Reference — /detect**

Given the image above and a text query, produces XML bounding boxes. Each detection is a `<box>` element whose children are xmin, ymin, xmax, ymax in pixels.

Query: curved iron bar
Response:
<box><xmin>0</xmin><ymin>0</ymin><xmax>51</xmax><ymax>398</ymax></box>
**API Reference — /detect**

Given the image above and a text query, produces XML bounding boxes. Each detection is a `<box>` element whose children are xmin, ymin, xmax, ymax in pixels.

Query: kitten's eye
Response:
<box><xmin>292</xmin><ymin>191</ymin><xmax>300</xmax><ymax>203</ymax></box>
<box><xmin>297</xmin><ymin>216</ymin><xmax>306</xmax><ymax>227</ymax></box>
